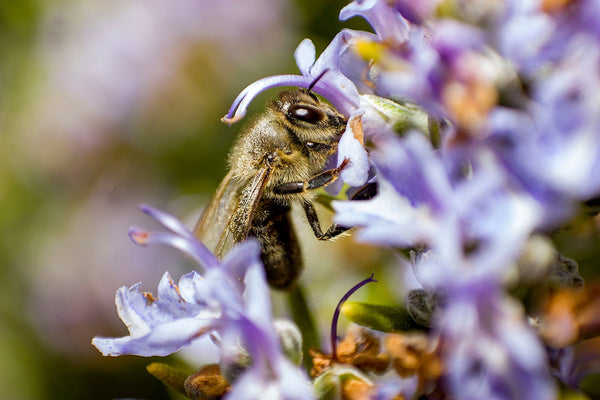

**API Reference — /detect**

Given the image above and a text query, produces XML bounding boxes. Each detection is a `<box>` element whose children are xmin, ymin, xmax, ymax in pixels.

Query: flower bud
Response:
<box><xmin>274</xmin><ymin>318</ymin><xmax>303</xmax><ymax>366</ymax></box>
<box><xmin>406</xmin><ymin>289</ymin><xmax>437</xmax><ymax>328</ymax></box>
<box><xmin>313</xmin><ymin>365</ymin><xmax>373</xmax><ymax>400</ymax></box>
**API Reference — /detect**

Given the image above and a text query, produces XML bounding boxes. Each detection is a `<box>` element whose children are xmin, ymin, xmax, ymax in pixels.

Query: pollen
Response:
<box><xmin>356</xmin><ymin>39</ymin><xmax>385</xmax><ymax>62</ymax></box>
<box><xmin>143</xmin><ymin>292</ymin><xmax>156</xmax><ymax>305</ymax></box>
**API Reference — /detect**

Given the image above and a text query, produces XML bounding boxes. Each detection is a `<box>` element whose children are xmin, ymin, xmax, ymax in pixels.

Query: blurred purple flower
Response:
<box><xmin>496</xmin><ymin>0</ymin><xmax>600</xmax><ymax>75</ymax></box>
<box><xmin>527</xmin><ymin>39</ymin><xmax>600</xmax><ymax>201</ymax></box>
<box><xmin>438</xmin><ymin>279</ymin><xmax>555</xmax><ymax>400</ymax></box>
<box><xmin>339</xmin><ymin>0</ymin><xmax>410</xmax><ymax>45</ymax></box>
<box><xmin>334</xmin><ymin>132</ymin><xmax>541</xmax><ymax>286</ymax></box>
<box><xmin>391</xmin><ymin>0</ymin><xmax>441</xmax><ymax>25</ymax></box>
<box><xmin>484</xmin><ymin>42</ymin><xmax>600</xmax><ymax>227</ymax></box>
<box><xmin>495</xmin><ymin>0</ymin><xmax>557</xmax><ymax>75</ymax></box>
<box><xmin>93</xmin><ymin>205</ymin><xmax>312</xmax><ymax>399</ymax></box>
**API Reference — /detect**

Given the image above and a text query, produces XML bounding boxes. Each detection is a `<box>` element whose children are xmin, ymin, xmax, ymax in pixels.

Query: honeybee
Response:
<box><xmin>194</xmin><ymin>88</ymin><xmax>374</xmax><ymax>289</ymax></box>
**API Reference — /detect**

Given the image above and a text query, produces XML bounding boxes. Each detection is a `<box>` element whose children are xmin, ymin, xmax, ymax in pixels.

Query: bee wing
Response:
<box><xmin>225</xmin><ymin>162</ymin><xmax>273</xmax><ymax>243</ymax></box>
<box><xmin>193</xmin><ymin>169</ymin><xmax>241</xmax><ymax>254</ymax></box>
<box><xmin>194</xmin><ymin>162</ymin><xmax>273</xmax><ymax>258</ymax></box>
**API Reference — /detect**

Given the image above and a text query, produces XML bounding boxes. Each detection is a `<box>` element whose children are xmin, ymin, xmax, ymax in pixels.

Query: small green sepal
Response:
<box><xmin>341</xmin><ymin>301</ymin><xmax>428</xmax><ymax>333</ymax></box>
<box><xmin>362</xmin><ymin>95</ymin><xmax>430</xmax><ymax>136</ymax></box>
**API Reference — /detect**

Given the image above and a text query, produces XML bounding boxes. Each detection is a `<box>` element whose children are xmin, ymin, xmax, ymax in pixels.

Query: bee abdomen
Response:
<box><xmin>249</xmin><ymin>201</ymin><xmax>303</xmax><ymax>289</ymax></box>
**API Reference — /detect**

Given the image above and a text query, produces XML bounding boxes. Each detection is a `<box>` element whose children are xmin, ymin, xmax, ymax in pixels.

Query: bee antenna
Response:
<box><xmin>307</xmin><ymin>69</ymin><xmax>329</xmax><ymax>93</ymax></box>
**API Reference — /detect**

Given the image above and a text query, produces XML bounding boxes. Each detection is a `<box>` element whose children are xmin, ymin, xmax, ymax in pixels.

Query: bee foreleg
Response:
<box><xmin>273</xmin><ymin>159</ymin><xmax>350</xmax><ymax>195</ymax></box>
<box><xmin>302</xmin><ymin>201</ymin><xmax>349</xmax><ymax>240</ymax></box>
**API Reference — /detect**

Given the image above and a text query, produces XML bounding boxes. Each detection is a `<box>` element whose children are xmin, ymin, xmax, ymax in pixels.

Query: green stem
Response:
<box><xmin>287</xmin><ymin>283</ymin><xmax>320</xmax><ymax>372</ymax></box>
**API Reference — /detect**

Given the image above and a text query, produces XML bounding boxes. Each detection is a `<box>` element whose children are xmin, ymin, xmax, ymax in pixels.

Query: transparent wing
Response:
<box><xmin>193</xmin><ymin>169</ymin><xmax>241</xmax><ymax>256</ymax></box>
<box><xmin>225</xmin><ymin>163</ymin><xmax>272</xmax><ymax>242</ymax></box>
<box><xmin>194</xmin><ymin>163</ymin><xmax>273</xmax><ymax>259</ymax></box>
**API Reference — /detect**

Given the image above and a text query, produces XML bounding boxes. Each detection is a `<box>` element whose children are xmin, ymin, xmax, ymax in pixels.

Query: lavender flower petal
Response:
<box><xmin>223</xmin><ymin>29</ymin><xmax>373</xmax><ymax>124</ymax></box>
<box><xmin>221</xmin><ymin>74</ymin><xmax>357</xmax><ymax>124</ymax></box>
<box><xmin>128</xmin><ymin>227</ymin><xmax>219</xmax><ymax>270</ymax></box>
<box><xmin>92</xmin><ymin>318</ymin><xmax>213</xmax><ymax>357</ymax></box>
<box><xmin>139</xmin><ymin>203</ymin><xmax>194</xmax><ymax>238</ymax></box>
<box><xmin>92</xmin><ymin>272</ymin><xmax>219</xmax><ymax>357</ymax></box>
<box><xmin>338</xmin><ymin>115</ymin><xmax>370</xmax><ymax>186</ymax></box>
<box><xmin>340</xmin><ymin>0</ymin><xmax>409</xmax><ymax>44</ymax></box>
<box><xmin>294</xmin><ymin>38</ymin><xmax>316</xmax><ymax>76</ymax></box>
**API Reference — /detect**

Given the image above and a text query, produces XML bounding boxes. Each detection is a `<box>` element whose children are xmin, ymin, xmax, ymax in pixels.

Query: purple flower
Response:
<box><xmin>333</xmin><ymin>133</ymin><xmax>453</xmax><ymax>249</ymax></box>
<box><xmin>222</xmin><ymin>30</ymin><xmax>368</xmax><ymax>124</ymax></box>
<box><xmin>375</xmin><ymin>21</ymin><xmax>498</xmax><ymax>129</ymax></box>
<box><xmin>482</xmin><ymin>40</ymin><xmax>600</xmax><ymax>228</ymax></box>
<box><xmin>92</xmin><ymin>205</ymin><xmax>312</xmax><ymax>399</ymax></box>
<box><xmin>438</xmin><ymin>279</ymin><xmax>555</xmax><ymax>400</ymax></box>
<box><xmin>496</xmin><ymin>0</ymin><xmax>600</xmax><ymax>76</ymax></box>
<box><xmin>391</xmin><ymin>0</ymin><xmax>441</xmax><ymax>25</ymax></box>
<box><xmin>334</xmin><ymin>132</ymin><xmax>541</xmax><ymax>287</ymax></box>
<box><xmin>339</xmin><ymin>0</ymin><xmax>410</xmax><ymax>45</ymax></box>
<box><xmin>221</xmin><ymin>29</ymin><xmax>377</xmax><ymax>187</ymax></box>
<box><xmin>91</xmin><ymin>271</ymin><xmax>219</xmax><ymax>357</ymax></box>
<box><xmin>527</xmin><ymin>39</ymin><xmax>600</xmax><ymax>201</ymax></box>
<box><xmin>495</xmin><ymin>1</ymin><xmax>557</xmax><ymax>75</ymax></box>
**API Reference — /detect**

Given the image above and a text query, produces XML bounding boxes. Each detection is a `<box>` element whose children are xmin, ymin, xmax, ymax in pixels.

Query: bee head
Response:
<box><xmin>270</xmin><ymin>89</ymin><xmax>347</xmax><ymax>144</ymax></box>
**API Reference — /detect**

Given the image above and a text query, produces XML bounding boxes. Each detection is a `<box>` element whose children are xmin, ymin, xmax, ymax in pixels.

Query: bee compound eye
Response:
<box><xmin>288</xmin><ymin>104</ymin><xmax>325</xmax><ymax>124</ymax></box>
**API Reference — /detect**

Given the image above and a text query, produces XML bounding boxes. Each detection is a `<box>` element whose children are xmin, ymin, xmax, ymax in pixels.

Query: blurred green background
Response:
<box><xmin>0</xmin><ymin>1</ymin><xmax>382</xmax><ymax>399</ymax></box>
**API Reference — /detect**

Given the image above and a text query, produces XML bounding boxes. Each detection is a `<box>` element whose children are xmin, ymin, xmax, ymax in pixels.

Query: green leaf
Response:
<box><xmin>341</xmin><ymin>302</ymin><xmax>428</xmax><ymax>333</ymax></box>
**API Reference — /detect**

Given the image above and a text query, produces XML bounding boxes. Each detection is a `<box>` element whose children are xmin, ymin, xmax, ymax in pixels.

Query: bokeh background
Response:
<box><xmin>0</xmin><ymin>1</ymin><xmax>385</xmax><ymax>399</ymax></box>
<box><xmin>2</xmin><ymin>1</ymin><xmax>600</xmax><ymax>399</ymax></box>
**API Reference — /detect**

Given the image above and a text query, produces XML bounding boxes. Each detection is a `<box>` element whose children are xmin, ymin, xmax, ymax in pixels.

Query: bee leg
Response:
<box><xmin>273</xmin><ymin>159</ymin><xmax>350</xmax><ymax>195</ymax></box>
<box><xmin>303</xmin><ymin>181</ymin><xmax>379</xmax><ymax>241</ymax></box>
<box><xmin>303</xmin><ymin>201</ymin><xmax>348</xmax><ymax>240</ymax></box>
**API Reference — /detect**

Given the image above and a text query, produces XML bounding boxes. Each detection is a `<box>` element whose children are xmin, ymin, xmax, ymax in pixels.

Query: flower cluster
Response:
<box><xmin>93</xmin><ymin>205</ymin><xmax>312</xmax><ymax>399</ymax></box>
<box><xmin>94</xmin><ymin>1</ymin><xmax>600</xmax><ymax>399</ymax></box>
